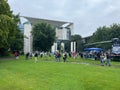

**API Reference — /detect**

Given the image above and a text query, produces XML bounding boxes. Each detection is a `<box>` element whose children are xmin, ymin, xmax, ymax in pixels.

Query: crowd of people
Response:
<box><xmin>23</xmin><ymin>51</ymin><xmax>68</xmax><ymax>63</ymax></box>
<box><xmin>99</xmin><ymin>52</ymin><xmax>111</xmax><ymax>66</ymax></box>
<box><xmin>13</xmin><ymin>50</ymin><xmax>111</xmax><ymax>66</ymax></box>
<box><xmin>79</xmin><ymin>51</ymin><xmax>111</xmax><ymax>66</ymax></box>
<box><xmin>54</xmin><ymin>51</ymin><xmax>67</xmax><ymax>62</ymax></box>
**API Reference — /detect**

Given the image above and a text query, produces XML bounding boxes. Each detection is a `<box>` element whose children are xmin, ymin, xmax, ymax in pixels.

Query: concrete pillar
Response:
<box><xmin>51</xmin><ymin>43</ymin><xmax>54</xmax><ymax>53</ymax></box>
<box><xmin>28</xmin><ymin>37</ymin><xmax>30</xmax><ymax>53</ymax></box>
<box><xmin>71</xmin><ymin>42</ymin><xmax>73</xmax><ymax>52</ymax></box>
<box><xmin>55</xmin><ymin>43</ymin><xmax>57</xmax><ymax>51</ymax></box>
<box><xmin>24</xmin><ymin>22</ymin><xmax>32</xmax><ymax>54</ymax></box>
<box><xmin>51</xmin><ymin>43</ymin><xmax>58</xmax><ymax>53</ymax></box>
<box><xmin>74</xmin><ymin>42</ymin><xmax>76</xmax><ymax>52</ymax></box>
<box><xmin>61</xmin><ymin>42</ymin><xmax>65</xmax><ymax>52</ymax></box>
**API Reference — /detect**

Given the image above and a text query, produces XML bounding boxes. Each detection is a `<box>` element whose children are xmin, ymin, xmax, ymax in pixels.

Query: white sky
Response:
<box><xmin>8</xmin><ymin>0</ymin><xmax>120</xmax><ymax>37</ymax></box>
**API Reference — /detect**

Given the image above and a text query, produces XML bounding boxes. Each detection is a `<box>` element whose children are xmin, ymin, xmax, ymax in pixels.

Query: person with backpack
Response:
<box><xmin>63</xmin><ymin>52</ymin><xmax>67</xmax><ymax>62</ymax></box>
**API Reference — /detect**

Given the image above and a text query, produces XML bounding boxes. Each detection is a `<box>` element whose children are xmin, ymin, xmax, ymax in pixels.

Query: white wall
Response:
<box><xmin>56</xmin><ymin>28</ymin><xmax>68</xmax><ymax>40</ymax></box>
<box><xmin>22</xmin><ymin>19</ymin><xmax>74</xmax><ymax>53</ymax></box>
<box><xmin>24</xmin><ymin>22</ymin><xmax>32</xmax><ymax>54</ymax></box>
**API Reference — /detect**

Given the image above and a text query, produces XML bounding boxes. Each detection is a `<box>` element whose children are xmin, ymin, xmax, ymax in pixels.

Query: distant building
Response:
<box><xmin>82</xmin><ymin>36</ymin><xmax>92</xmax><ymax>44</ymax></box>
<box><xmin>19</xmin><ymin>16</ymin><xmax>74</xmax><ymax>53</ymax></box>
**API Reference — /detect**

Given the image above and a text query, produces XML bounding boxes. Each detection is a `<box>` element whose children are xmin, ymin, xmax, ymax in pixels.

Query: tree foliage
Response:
<box><xmin>0</xmin><ymin>0</ymin><xmax>23</xmax><ymax>56</ymax></box>
<box><xmin>32</xmin><ymin>23</ymin><xmax>56</xmax><ymax>51</ymax></box>
<box><xmin>0</xmin><ymin>0</ymin><xmax>13</xmax><ymax>17</ymax></box>
<box><xmin>71</xmin><ymin>34</ymin><xmax>83</xmax><ymax>52</ymax></box>
<box><xmin>89</xmin><ymin>23</ymin><xmax>120</xmax><ymax>50</ymax></box>
<box><xmin>10</xmin><ymin>14</ymin><xmax>23</xmax><ymax>51</ymax></box>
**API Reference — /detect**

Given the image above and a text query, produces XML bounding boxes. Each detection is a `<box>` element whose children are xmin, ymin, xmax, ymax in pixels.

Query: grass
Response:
<box><xmin>0</xmin><ymin>56</ymin><xmax>120</xmax><ymax>90</ymax></box>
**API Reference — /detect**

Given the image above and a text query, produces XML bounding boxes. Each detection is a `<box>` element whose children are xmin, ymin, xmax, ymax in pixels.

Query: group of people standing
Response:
<box><xmin>14</xmin><ymin>50</ymin><xmax>111</xmax><ymax>66</ymax></box>
<box><xmin>79</xmin><ymin>51</ymin><xmax>111</xmax><ymax>66</ymax></box>
<box><xmin>100</xmin><ymin>52</ymin><xmax>111</xmax><ymax>66</ymax></box>
<box><xmin>25</xmin><ymin>51</ymin><xmax>38</xmax><ymax>63</ymax></box>
<box><xmin>54</xmin><ymin>51</ymin><xmax>67</xmax><ymax>62</ymax></box>
<box><xmin>25</xmin><ymin>51</ymin><xmax>68</xmax><ymax>63</ymax></box>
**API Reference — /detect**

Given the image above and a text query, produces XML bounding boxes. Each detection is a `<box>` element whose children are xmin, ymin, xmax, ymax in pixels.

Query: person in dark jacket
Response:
<box><xmin>34</xmin><ymin>51</ymin><xmax>38</xmax><ymax>63</ymax></box>
<box><xmin>26</xmin><ymin>52</ymin><xmax>30</xmax><ymax>60</ymax></box>
<box><xmin>63</xmin><ymin>52</ymin><xmax>67</xmax><ymax>62</ymax></box>
<box><xmin>106</xmin><ymin>52</ymin><xmax>111</xmax><ymax>66</ymax></box>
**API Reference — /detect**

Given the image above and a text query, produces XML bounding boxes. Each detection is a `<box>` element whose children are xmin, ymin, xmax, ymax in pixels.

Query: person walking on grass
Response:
<box><xmin>14</xmin><ymin>51</ymin><xmax>19</xmax><ymax>59</ymax></box>
<box><xmin>106</xmin><ymin>52</ymin><xmax>111</xmax><ymax>66</ymax></box>
<box><xmin>100</xmin><ymin>52</ymin><xmax>105</xmax><ymax>66</ymax></box>
<box><xmin>34</xmin><ymin>51</ymin><xmax>38</xmax><ymax>63</ymax></box>
<box><xmin>26</xmin><ymin>52</ymin><xmax>30</xmax><ymax>60</ymax></box>
<box><xmin>63</xmin><ymin>52</ymin><xmax>67</xmax><ymax>62</ymax></box>
<box><xmin>57</xmin><ymin>51</ymin><xmax>61</xmax><ymax>62</ymax></box>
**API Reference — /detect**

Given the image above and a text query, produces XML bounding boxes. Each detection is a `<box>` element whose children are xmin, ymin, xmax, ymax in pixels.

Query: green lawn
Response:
<box><xmin>0</xmin><ymin>56</ymin><xmax>120</xmax><ymax>90</ymax></box>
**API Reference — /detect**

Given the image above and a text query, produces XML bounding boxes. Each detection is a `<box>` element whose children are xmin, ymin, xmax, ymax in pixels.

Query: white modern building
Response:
<box><xmin>19</xmin><ymin>16</ymin><xmax>74</xmax><ymax>53</ymax></box>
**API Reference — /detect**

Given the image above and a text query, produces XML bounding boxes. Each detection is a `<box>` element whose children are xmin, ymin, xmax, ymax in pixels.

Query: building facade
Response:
<box><xmin>19</xmin><ymin>16</ymin><xmax>74</xmax><ymax>53</ymax></box>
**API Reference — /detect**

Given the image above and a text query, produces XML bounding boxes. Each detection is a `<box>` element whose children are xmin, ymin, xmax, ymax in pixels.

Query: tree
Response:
<box><xmin>10</xmin><ymin>14</ymin><xmax>23</xmax><ymax>51</ymax></box>
<box><xmin>0</xmin><ymin>0</ymin><xmax>13</xmax><ymax>17</ymax></box>
<box><xmin>32</xmin><ymin>23</ymin><xmax>56</xmax><ymax>51</ymax></box>
<box><xmin>0</xmin><ymin>0</ymin><xmax>23</xmax><ymax>56</ymax></box>
<box><xmin>109</xmin><ymin>24</ymin><xmax>120</xmax><ymax>39</ymax></box>
<box><xmin>89</xmin><ymin>23</ymin><xmax>120</xmax><ymax>50</ymax></box>
<box><xmin>71</xmin><ymin>34</ymin><xmax>83</xmax><ymax>52</ymax></box>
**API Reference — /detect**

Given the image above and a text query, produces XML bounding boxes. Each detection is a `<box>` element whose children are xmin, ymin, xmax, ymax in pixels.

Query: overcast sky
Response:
<box><xmin>8</xmin><ymin>0</ymin><xmax>120</xmax><ymax>37</ymax></box>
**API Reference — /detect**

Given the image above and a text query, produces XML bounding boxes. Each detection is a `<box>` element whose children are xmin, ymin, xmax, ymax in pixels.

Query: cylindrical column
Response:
<box><xmin>51</xmin><ymin>43</ymin><xmax>56</xmax><ymax>53</ymax></box>
<box><xmin>74</xmin><ymin>42</ymin><xmax>76</xmax><ymax>52</ymax></box>
<box><xmin>55</xmin><ymin>43</ymin><xmax>57</xmax><ymax>51</ymax></box>
<box><xmin>71</xmin><ymin>42</ymin><xmax>73</xmax><ymax>52</ymax></box>
<box><xmin>61</xmin><ymin>42</ymin><xmax>65</xmax><ymax>52</ymax></box>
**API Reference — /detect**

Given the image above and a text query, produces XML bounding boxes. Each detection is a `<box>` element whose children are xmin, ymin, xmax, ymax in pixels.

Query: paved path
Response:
<box><xmin>0</xmin><ymin>57</ymin><xmax>14</xmax><ymax>60</ymax></box>
<box><xmin>0</xmin><ymin>58</ymin><xmax>120</xmax><ymax>68</ymax></box>
<box><xmin>69</xmin><ymin>61</ymin><xmax>120</xmax><ymax>68</ymax></box>
<box><xmin>42</xmin><ymin>60</ymin><xmax>120</xmax><ymax>68</ymax></box>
